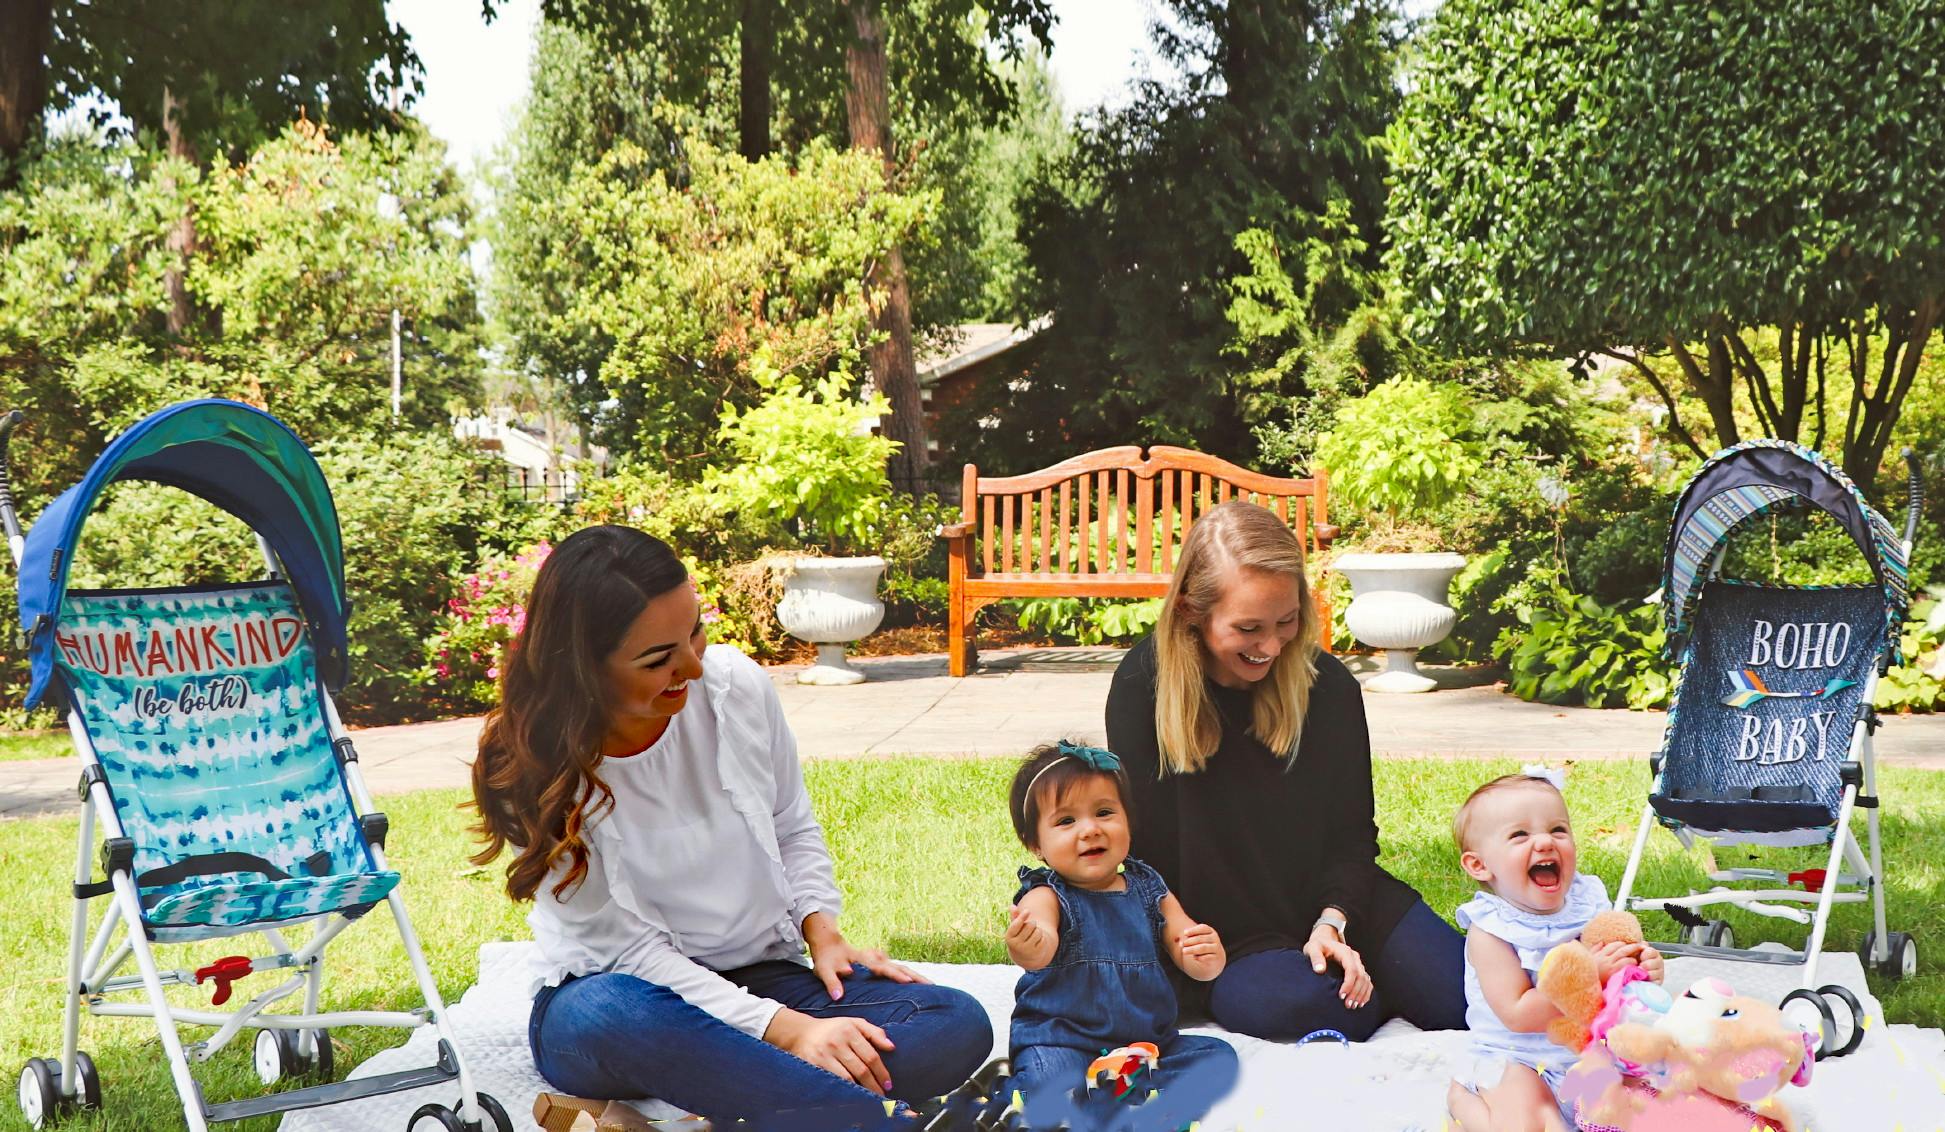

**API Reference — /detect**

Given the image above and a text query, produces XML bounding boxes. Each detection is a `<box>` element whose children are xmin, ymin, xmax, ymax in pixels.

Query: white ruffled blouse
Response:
<box><xmin>1455</xmin><ymin>872</ymin><xmax>1611</xmax><ymax>1066</ymax></box>
<box><xmin>526</xmin><ymin>645</ymin><xmax>844</xmax><ymax>1039</ymax></box>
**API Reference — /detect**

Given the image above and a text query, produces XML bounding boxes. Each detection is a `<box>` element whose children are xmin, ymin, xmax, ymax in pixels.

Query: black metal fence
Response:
<box><xmin>498</xmin><ymin>466</ymin><xmax>581</xmax><ymax>506</ymax></box>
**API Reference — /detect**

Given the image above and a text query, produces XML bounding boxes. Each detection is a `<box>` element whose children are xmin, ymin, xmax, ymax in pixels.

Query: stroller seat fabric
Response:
<box><xmin>55</xmin><ymin>582</ymin><xmax>395</xmax><ymax>942</ymax></box>
<box><xmin>1651</xmin><ymin>580</ymin><xmax>1878</xmax><ymax>840</ymax></box>
<box><xmin>143</xmin><ymin>871</ymin><xmax>399</xmax><ymax>936</ymax></box>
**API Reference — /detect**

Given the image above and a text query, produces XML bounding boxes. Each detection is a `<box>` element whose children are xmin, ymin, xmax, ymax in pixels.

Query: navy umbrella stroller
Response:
<box><xmin>1613</xmin><ymin>439</ymin><xmax>1923</xmax><ymax>1060</ymax></box>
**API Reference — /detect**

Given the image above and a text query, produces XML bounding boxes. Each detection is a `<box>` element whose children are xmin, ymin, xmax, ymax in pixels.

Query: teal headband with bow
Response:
<box><xmin>1055</xmin><ymin>739</ymin><xmax>1122</xmax><ymax>772</ymax></box>
<box><xmin>1026</xmin><ymin>741</ymin><xmax>1124</xmax><ymax>800</ymax></box>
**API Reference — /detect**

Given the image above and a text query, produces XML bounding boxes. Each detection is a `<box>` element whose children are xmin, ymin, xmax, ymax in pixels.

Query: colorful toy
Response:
<box><xmin>1559</xmin><ymin>978</ymin><xmax>1815</xmax><ymax>1132</ymax></box>
<box><xmin>1534</xmin><ymin>909</ymin><xmax>1653</xmax><ymax>1053</ymax></box>
<box><xmin>1084</xmin><ymin>1043</ymin><xmax>1161</xmax><ymax>1100</ymax></box>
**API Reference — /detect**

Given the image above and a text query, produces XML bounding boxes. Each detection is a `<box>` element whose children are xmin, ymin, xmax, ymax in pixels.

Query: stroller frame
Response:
<box><xmin>4</xmin><ymin>404</ymin><xmax>507</xmax><ymax>1132</ymax></box>
<box><xmin>1614</xmin><ymin>442</ymin><xmax>1922</xmax><ymax>1006</ymax></box>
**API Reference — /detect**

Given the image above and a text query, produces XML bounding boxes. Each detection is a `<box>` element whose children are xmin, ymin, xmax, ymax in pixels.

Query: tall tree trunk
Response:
<box><xmin>0</xmin><ymin>0</ymin><xmax>52</xmax><ymax>189</ymax></box>
<box><xmin>1664</xmin><ymin>333</ymin><xmax>1740</xmax><ymax>452</ymax></box>
<box><xmin>161</xmin><ymin>87</ymin><xmax>200</xmax><ymax>336</ymax></box>
<box><xmin>738</xmin><ymin>0</ymin><xmax>772</xmax><ymax>162</ymax></box>
<box><xmin>1845</xmin><ymin>299</ymin><xmax>1939</xmax><ymax>484</ymax></box>
<box><xmin>844</xmin><ymin>0</ymin><xmax>927</xmax><ymax>495</ymax></box>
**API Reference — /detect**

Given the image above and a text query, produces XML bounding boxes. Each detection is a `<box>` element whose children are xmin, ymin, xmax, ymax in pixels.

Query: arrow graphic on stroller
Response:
<box><xmin>1722</xmin><ymin>669</ymin><xmax>1857</xmax><ymax>709</ymax></box>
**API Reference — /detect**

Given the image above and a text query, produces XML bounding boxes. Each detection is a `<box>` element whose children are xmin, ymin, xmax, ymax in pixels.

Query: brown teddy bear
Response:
<box><xmin>1565</xmin><ymin>982</ymin><xmax>1814</xmax><ymax>1132</ymax></box>
<box><xmin>1534</xmin><ymin>909</ymin><xmax>1646</xmax><ymax>1052</ymax></box>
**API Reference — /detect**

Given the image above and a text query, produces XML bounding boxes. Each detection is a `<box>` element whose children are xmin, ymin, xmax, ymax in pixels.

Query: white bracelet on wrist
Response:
<box><xmin>1313</xmin><ymin>909</ymin><xmax>1348</xmax><ymax>938</ymax></box>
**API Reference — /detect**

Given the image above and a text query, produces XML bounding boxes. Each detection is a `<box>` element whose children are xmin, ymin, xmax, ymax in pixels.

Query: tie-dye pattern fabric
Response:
<box><xmin>55</xmin><ymin>582</ymin><xmax>396</xmax><ymax>941</ymax></box>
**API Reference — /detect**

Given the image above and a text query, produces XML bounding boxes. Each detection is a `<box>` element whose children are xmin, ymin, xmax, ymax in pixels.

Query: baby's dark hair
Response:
<box><xmin>1008</xmin><ymin>740</ymin><xmax>1133</xmax><ymax>850</ymax></box>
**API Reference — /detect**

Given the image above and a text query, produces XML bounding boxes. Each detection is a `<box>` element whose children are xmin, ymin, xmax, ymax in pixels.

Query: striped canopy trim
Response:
<box><xmin>1662</xmin><ymin>440</ymin><xmax>1910</xmax><ymax>664</ymax></box>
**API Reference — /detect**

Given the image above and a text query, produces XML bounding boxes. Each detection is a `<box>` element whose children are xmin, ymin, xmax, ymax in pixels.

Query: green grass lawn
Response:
<box><xmin>1</xmin><ymin>757</ymin><xmax>1940</xmax><ymax>1130</ymax></box>
<box><xmin>0</xmin><ymin>733</ymin><xmax>68</xmax><ymax>763</ymax></box>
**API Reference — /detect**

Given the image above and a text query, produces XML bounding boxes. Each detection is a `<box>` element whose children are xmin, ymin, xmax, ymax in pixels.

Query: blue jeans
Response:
<box><xmin>1206</xmin><ymin>900</ymin><xmax>1466</xmax><ymax>1041</ymax></box>
<box><xmin>529</xmin><ymin>961</ymin><xmax>994</xmax><ymax>1130</ymax></box>
<box><xmin>1010</xmin><ymin>1034</ymin><xmax>1238</xmax><ymax>1132</ymax></box>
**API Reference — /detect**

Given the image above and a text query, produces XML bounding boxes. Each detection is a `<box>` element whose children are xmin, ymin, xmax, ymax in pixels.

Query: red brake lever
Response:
<box><xmin>194</xmin><ymin>955</ymin><xmax>254</xmax><ymax>1005</ymax></box>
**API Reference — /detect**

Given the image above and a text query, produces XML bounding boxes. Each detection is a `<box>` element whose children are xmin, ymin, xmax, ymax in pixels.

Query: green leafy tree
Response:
<box><xmin>487</xmin><ymin>22</ymin><xmax>721</xmax><ymax>439</ymax></box>
<box><xmin>0</xmin><ymin>122</ymin><xmax>484</xmax><ymax>502</ymax></box>
<box><xmin>542</xmin><ymin>137</ymin><xmax>930</xmax><ymax>464</ymax></box>
<box><xmin>904</xmin><ymin>50</ymin><xmax>1067</xmax><ymax>332</ymax></box>
<box><xmin>2</xmin><ymin>1</ymin><xmax>420</xmax><ymax>184</ymax></box>
<box><xmin>1386</xmin><ymin>0</ymin><xmax>1945</xmax><ymax>484</ymax></box>
<box><xmin>526</xmin><ymin>0</ymin><xmax>1055</xmax><ymax>491</ymax></box>
<box><xmin>490</xmin><ymin>22</ymin><xmax>1063</xmax><ymax>445</ymax></box>
<box><xmin>957</xmin><ymin>0</ymin><xmax>1403</xmax><ymax>472</ymax></box>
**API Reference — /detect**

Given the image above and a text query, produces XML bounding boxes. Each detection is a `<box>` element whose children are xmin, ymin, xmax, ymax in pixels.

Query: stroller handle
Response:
<box><xmin>1904</xmin><ymin>447</ymin><xmax>1924</xmax><ymax>550</ymax></box>
<box><xmin>0</xmin><ymin>409</ymin><xmax>23</xmax><ymax>564</ymax></box>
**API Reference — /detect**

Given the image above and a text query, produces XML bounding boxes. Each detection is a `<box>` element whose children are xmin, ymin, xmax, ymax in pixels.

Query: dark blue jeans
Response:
<box><xmin>1206</xmin><ymin>900</ymin><xmax>1467</xmax><ymax>1042</ymax></box>
<box><xmin>529</xmin><ymin>961</ymin><xmax>993</xmax><ymax>1130</ymax></box>
<box><xmin>1010</xmin><ymin>1034</ymin><xmax>1238</xmax><ymax>1132</ymax></box>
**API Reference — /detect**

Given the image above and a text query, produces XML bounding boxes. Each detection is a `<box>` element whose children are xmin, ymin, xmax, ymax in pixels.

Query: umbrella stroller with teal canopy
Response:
<box><xmin>1613</xmin><ymin>439</ymin><xmax>1923</xmax><ymax>1062</ymax></box>
<box><xmin>4</xmin><ymin>401</ymin><xmax>511</xmax><ymax>1132</ymax></box>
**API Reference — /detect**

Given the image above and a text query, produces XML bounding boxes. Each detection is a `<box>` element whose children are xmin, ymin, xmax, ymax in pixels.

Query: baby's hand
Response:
<box><xmin>1005</xmin><ymin>905</ymin><xmax>1055</xmax><ymax>969</ymax></box>
<box><xmin>1178</xmin><ymin>922</ymin><xmax>1226</xmax><ymax>981</ymax></box>
<box><xmin>1634</xmin><ymin>944</ymin><xmax>1665</xmax><ymax>984</ymax></box>
<box><xmin>1591</xmin><ymin>940</ymin><xmax>1636</xmax><ymax>984</ymax></box>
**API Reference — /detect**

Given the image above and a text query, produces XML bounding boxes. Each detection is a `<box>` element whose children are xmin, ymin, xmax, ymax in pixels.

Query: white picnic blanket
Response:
<box><xmin>281</xmin><ymin>944</ymin><xmax>1945</xmax><ymax>1131</ymax></box>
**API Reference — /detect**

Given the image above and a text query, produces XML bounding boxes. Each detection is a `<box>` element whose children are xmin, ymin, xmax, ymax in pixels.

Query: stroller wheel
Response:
<box><xmin>1817</xmin><ymin>984</ymin><xmax>1866</xmax><ymax>1058</ymax></box>
<box><xmin>1887</xmin><ymin>932</ymin><xmax>1918</xmax><ymax>980</ymax></box>
<box><xmin>450</xmin><ymin>1092</ymin><xmax>514</xmax><ymax>1132</ymax></box>
<box><xmin>254</xmin><ymin>1029</ymin><xmax>287</xmax><ymax>1086</ymax></box>
<box><xmin>1860</xmin><ymin>931</ymin><xmax>1919</xmax><ymax>980</ymax></box>
<box><xmin>297</xmin><ymin>1029</ymin><xmax>335</xmax><ymax>1080</ymax></box>
<box><xmin>1702</xmin><ymin>919</ymin><xmax>1734</xmax><ymax>949</ymax></box>
<box><xmin>69</xmin><ymin>1052</ymin><xmax>100</xmax><ymax>1110</ymax></box>
<box><xmin>16</xmin><ymin>1058</ymin><xmax>61</xmax><ymax>1130</ymax></box>
<box><xmin>407</xmin><ymin>1101</ymin><xmax>468</xmax><ymax>1132</ymax></box>
<box><xmin>1779</xmin><ymin>988</ymin><xmax>1837</xmax><ymax>1060</ymax></box>
<box><xmin>257</xmin><ymin>1028</ymin><xmax>334</xmax><ymax>1086</ymax></box>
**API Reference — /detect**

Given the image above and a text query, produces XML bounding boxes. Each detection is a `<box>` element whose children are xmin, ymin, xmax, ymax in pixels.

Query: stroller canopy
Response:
<box><xmin>18</xmin><ymin>399</ymin><xmax>348</xmax><ymax>708</ymax></box>
<box><xmin>1661</xmin><ymin>439</ymin><xmax>1910</xmax><ymax>660</ymax></box>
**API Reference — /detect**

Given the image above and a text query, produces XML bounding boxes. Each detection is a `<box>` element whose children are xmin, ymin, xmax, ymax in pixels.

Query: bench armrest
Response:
<box><xmin>1312</xmin><ymin>522</ymin><xmax>1340</xmax><ymax>550</ymax></box>
<box><xmin>939</xmin><ymin>522</ymin><xmax>975</xmax><ymax>539</ymax></box>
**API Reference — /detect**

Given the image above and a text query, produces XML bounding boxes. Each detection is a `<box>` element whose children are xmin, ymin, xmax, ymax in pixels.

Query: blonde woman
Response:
<box><xmin>1104</xmin><ymin>501</ymin><xmax>1466</xmax><ymax>1041</ymax></box>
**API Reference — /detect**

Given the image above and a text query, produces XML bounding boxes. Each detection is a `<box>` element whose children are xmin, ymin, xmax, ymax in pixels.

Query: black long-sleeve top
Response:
<box><xmin>1105</xmin><ymin>635</ymin><xmax>1422</xmax><ymax>966</ymax></box>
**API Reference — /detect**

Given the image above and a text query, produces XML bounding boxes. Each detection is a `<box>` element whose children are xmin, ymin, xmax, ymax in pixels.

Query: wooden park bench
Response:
<box><xmin>939</xmin><ymin>446</ymin><xmax>1337</xmax><ymax>676</ymax></box>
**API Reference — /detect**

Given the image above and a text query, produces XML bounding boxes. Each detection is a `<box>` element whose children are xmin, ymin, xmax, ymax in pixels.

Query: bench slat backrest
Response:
<box><xmin>962</xmin><ymin>446</ymin><xmax>1327</xmax><ymax>579</ymax></box>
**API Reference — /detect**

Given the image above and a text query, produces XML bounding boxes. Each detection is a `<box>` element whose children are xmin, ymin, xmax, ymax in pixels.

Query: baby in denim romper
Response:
<box><xmin>1003</xmin><ymin>741</ymin><xmax>1239</xmax><ymax>1131</ymax></box>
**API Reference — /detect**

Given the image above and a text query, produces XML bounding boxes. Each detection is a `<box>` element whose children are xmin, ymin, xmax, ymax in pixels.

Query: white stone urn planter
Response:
<box><xmin>775</xmin><ymin>556</ymin><xmax>887</xmax><ymax>685</ymax></box>
<box><xmin>1335</xmin><ymin>552</ymin><xmax>1467</xmax><ymax>693</ymax></box>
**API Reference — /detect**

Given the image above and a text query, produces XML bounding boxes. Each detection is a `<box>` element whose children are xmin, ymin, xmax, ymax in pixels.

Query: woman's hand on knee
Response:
<box><xmin>764</xmin><ymin>1009</ymin><xmax>896</xmax><ymax>1095</ymax></box>
<box><xmin>1301</xmin><ymin>924</ymin><xmax>1373</xmax><ymax>1010</ymax></box>
<box><xmin>804</xmin><ymin>914</ymin><xmax>930</xmax><ymax>1000</ymax></box>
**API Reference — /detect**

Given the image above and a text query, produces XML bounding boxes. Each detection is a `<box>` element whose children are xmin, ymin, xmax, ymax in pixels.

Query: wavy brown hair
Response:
<box><xmin>469</xmin><ymin>525</ymin><xmax>689</xmax><ymax>902</ymax></box>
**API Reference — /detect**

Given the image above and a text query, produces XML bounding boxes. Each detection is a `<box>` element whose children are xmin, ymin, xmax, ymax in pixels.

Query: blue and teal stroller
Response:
<box><xmin>4</xmin><ymin>401</ymin><xmax>510</xmax><ymax>1131</ymax></box>
<box><xmin>1614</xmin><ymin>439</ymin><xmax>1922</xmax><ymax>1059</ymax></box>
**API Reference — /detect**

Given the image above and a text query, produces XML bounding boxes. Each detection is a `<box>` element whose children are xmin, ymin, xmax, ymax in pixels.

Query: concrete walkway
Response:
<box><xmin>3</xmin><ymin>648</ymin><xmax>1941</xmax><ymax>819</ymax></box>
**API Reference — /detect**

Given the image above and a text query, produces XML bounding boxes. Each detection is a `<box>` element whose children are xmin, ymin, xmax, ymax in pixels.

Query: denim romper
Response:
<box><xmin>1010</xmin><ymin>857</ymin><xmax>1177</xmax><ymax>1057</ymax></box>
<box><xmin>1007</xmin><ymin>858</ymin><xmax>1238</xmax><ymax>1130</ymax></box>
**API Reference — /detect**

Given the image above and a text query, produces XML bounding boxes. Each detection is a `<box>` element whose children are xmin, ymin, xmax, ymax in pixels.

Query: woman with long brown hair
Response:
<box><xmin>472</xmin><ymin>525</ymin><xmax>990</xmax><ymax>1128</ymax></box>
<box><xmin>1104</xmin><ymin>501</ymin><xmax>1466</xmax><ymax>1042</ymax></box>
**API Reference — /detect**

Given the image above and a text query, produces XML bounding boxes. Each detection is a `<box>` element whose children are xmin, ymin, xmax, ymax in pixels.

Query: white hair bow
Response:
<box><xmin>1521</xmin><ymin>763</ymin><xmax>1566</xmax><ymax>791</ymax></box>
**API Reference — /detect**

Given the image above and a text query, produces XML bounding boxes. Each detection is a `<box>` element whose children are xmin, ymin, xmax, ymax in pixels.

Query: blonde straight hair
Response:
<box><xmin>1153</xmin><ymin>500</ymin><xmax>1321</xmax><ymax>775</ymax></box>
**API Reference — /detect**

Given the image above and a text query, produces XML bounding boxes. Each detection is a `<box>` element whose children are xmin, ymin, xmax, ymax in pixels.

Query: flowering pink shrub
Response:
<box><xmin>422</xmin><ymin>541</ymin><xmax>553</xmax><ymax>708</ymax></box>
